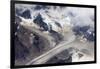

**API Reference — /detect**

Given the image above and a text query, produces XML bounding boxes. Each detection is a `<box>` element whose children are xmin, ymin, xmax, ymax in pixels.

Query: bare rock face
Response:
<box><xmin>15</xmin><ymin>35</ymin><xmax>29</xmax><ymax>60</ymax></box>
<box><xmin>45</xmin><ymin>49</ymin><xmax>72</xmax><ymax>64</ymax></box>
<box><xmin>73</xmin><ymin>26</ymin><xmax>94</xmax><ymax>41</ymax></box>
<box><xmin>14</xmin><ymin>14</ymin><xmax>50</xmax><ymax>60</ymax></box>
<box><xmin>14</xmin><ymin>23</ymin><xmax>52</xmax><ymax>64</ymax></box>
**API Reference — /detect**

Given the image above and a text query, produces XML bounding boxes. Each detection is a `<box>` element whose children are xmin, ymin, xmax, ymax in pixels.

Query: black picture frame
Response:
<box><xmin>10</xmin><ymin>0</ymin><xmax>97</xmax><ymax>68</ymax></box>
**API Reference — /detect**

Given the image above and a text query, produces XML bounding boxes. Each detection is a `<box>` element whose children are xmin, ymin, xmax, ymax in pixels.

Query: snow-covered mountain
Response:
<box><xmin>14</xmin><ymin>4</ymin><xmax>95</xmax><ymax>65</ymax></box>
<box><xmin>15</xmin><ymin>4</ymin><xmax>94</xmax><ymax>40</ymax></box>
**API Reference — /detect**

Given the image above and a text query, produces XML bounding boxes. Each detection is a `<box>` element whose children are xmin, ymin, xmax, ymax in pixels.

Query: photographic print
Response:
<box><xmin>11</xmin><ymin>1</ymin><xmax>96</xmax><ymax>68</ymax></box>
